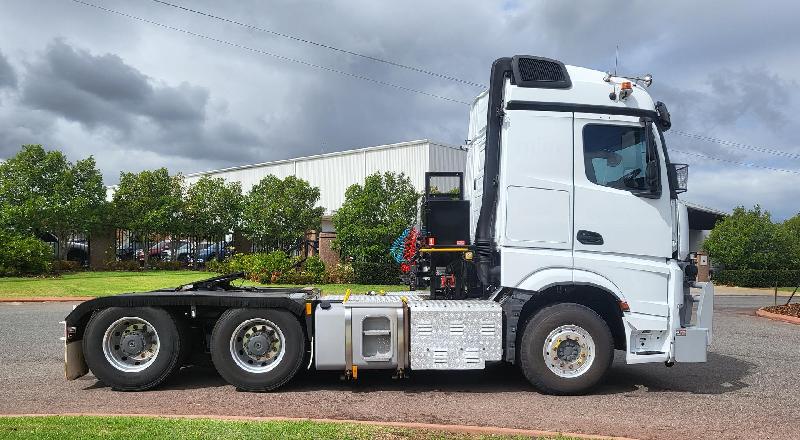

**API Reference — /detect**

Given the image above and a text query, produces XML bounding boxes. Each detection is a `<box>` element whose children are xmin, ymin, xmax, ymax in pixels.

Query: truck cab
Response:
<box><xmin>462</xmin><ymin>56</ymin><xmax>712</xmax><ymax>377</ymax></box>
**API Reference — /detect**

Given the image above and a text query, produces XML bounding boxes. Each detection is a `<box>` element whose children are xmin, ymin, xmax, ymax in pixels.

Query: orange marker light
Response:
<box><xmin>619</xmin><ymin>301</ymin><xmax>630</xmax><ymax>312</ymax></box>
<box><xmin>427</xmin><ymin>237</ymin><xmax>436</xmax><ymax>246</ymax></box>
<box><xmin>305</xmin><ymin>302</ymin><xmax>312</xmax><ymax>315</ymax></box>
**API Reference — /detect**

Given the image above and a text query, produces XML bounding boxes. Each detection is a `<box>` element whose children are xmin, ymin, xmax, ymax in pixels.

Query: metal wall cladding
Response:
<box><xmin>408</xmin><ymin>300</ymin><xmax>502</xmax><ymax>370</ymax></box>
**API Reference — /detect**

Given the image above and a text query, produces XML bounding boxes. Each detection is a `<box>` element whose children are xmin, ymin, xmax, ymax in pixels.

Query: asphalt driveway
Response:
<box><xmin>0</xmin><ymin>296</ymin><xmax>796</xmax><ymax>439</ymax></box>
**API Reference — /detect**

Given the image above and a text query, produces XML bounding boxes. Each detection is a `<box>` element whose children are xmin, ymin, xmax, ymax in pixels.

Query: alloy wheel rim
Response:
<box><xmin>229</xmin><ymin>318</ymin><xmax>286</xmax><ymax>373</ymax></box>
<box><xmin>102</xmin><ymin>317</ymin><xmax>160</xmax><ymax>373</ymax></box>
<box><xmin>542</xmin><ymin>324</ymin><xmax>595</xmax><ymax>378</ymax></box>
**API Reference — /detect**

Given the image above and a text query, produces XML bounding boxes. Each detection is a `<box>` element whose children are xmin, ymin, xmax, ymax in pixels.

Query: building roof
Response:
<box><xmin>184</xmin><ymin>139</ymin><xmax>461</xmax><ymax>178</ymax></box>
<box><xmin>683</xmin><ymin>200</ymin><xmax>727</xmax><ymax>230</ymax></box>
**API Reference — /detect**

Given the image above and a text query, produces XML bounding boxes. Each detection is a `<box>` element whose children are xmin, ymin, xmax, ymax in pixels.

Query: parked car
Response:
<box><xmin>116</xmin><ymin>244</ymin><xmax>140</xmax><ymax>261</ymax></box>
<box><xmin>194</xmin><ymin>242</ymin><xmax>231</xmax><ymax>265</ymax></box>
<box><xmin>65</xmin><ymin>241</ymin><xmax>89</xmax><ymax>266</ymax></box>
<box><xmin>136</xmin><ymin>240</ymin><xmax>172</xmax><ymax>263</ymax></box>
<box><xmin>160</xmin><ymin>241</ymin><xmax>189</xmax><ymax>262</ymax></box>
<box><xmin>38</xmin><ymin>232</ymin><xmax>90</xmax><ymax>266</ymax></box>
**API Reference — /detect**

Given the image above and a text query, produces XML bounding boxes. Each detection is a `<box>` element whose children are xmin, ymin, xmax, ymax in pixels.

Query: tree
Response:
<box><xmin>112</xmin><ymin>168</ymin><xmax>184</xmax><ymax>266</ymax></box>
<box><xmin>780</xmin><ymin>214</ymin><xmax>800</xmax><ymax>269</ymax></box>
<box><xmin>182</xmin><ymin>176</ymin><xmax>243</xmax><ymax>255</ymax></box>
<box><xmin>703</xmin><ymin>205</ymin><xmax>789</xmax><ymax>270</ymax></box>
<box><xmin>0</xmin><ymin>145</ymin><xmax>106</xmax><ymax>260</ymax></box>
<box><xmin>242</xmin><ymin>175</ymin><xmax>324</xmax><ymax>253</ymax></box>
<box><xmin>332</xmin><ymin>172</ymin><xmax>419</xmax><ymax>284</ymax></box>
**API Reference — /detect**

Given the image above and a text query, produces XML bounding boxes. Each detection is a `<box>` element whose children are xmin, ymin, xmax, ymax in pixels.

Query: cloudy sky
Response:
<box><xmin>1</xmin><ymin>0</ymin><xmax>798</xmax><ymax>218</ymax></box>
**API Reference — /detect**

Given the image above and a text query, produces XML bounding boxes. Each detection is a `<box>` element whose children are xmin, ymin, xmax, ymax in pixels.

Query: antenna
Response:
<box><xmin>614</xmin><ymin>44</ymin><xmax>619</xmax><ymax>76</ymax></box>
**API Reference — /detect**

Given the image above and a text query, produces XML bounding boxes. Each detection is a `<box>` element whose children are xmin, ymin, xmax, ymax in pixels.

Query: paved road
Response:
<box><xmin>0</xmin><ymin>296</ymin><xmax>797</xmax><ymax>439</ymax></box>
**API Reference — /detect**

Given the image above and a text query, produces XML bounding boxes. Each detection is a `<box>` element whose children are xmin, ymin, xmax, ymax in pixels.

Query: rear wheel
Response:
<box><xmin>83</xmin><ymin>307</ymin><xmax>185</xmax><ymax>391</ymax></box>
<box><xmin>518</xmin><ymin>303</ymin><xmax>614</xmax><ymax>395</ymax></box>
<box><xmin>211</xmin><ymin>308</ymin><xmax>305</xmax><ymax>391</ymax></box>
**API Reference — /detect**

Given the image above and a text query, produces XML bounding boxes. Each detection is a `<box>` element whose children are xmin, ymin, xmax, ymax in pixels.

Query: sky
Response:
<box><xmin>0</xmin><ymin>0</ymin><xmax>798</xmax><ymax>219</ymax></box>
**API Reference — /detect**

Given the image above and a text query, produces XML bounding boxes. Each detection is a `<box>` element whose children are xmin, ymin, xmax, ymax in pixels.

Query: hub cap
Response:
<box><xmin>542</xmin><ymin>324</ymin><xmax>595</xmax><ymax>378</ymax></box>
<box><xmin>102</xmin><ymin>317</ymin><xmax>160</xmax><ymax>373</ymax></box>
<box><xmin>229</xmin><ymin>318</ymin><xmax>285</xmax><ymax>373</ymax></box>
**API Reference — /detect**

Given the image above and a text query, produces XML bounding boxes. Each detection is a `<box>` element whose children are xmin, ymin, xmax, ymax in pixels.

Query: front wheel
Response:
<box><xmin>211</xmin><ymin>308</ymin><xmax>305</xmax><ymax>391</ymax></box>
<box><xmin>518</xmin><ymin>303</ymin><xmax>614</xmax><ymax>395</ymax></box>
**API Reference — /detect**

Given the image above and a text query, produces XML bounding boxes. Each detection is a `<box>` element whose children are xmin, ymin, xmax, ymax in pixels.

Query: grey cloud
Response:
<box><xmin>13</xmin><ymin>39</ymin><xmax>262</xmax><ymax>166</ymax></box>
<box><xmin>21</xmin><ymin>40</ymin><xmax>207</xmax><ymax>131</ymax></box>
<box><xmin>0</xmin><ymin>50</ymin><xmax>16</xmax><ymax>89</ymax></box>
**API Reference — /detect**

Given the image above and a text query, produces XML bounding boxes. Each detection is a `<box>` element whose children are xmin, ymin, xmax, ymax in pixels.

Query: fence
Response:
<box><xmin>40</xmin><ymin>231</ymin><xmax>91</xmax><ymax>267</ymax></box>
<box><xmin>113</xmin><ymin>229</ymin><xmax>229</xmax><ymax>268</ymax></box>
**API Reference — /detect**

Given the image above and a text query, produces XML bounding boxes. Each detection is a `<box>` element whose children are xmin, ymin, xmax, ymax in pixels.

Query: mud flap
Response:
<box><xmin>65</xmin><ymin>340</ymin><xmax>89</xmax><ymax>380</ymax></box>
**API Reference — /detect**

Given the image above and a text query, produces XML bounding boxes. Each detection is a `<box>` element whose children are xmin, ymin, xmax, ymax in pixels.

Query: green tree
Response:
<box><xmin>182</xmin><ymin>176</ymin><xmax>243</xmax><ymax>256</ymax></box>
<box><xmin>332</xmin><ymin>172</ymin><xmax>419</xmax><ymax>284</ymax></box>
<box><xmin>242</xmin><ymin>175</ymin><xmax>324</xmax><ymax>253</ymax></box>
<box><xmin>780</xmin><ymin>214</ymin><xmax>800</xmax><ymax>269</ymax></box>
<box><xmin>0</xmin><ymin>145</ymin><xmax>105</xmax><ymax>260</ymax></box>
<box><xmin>112</xmin><ymin>168</ymin><xmax>184</xmax><ymax>266</ymax></box>
<box><xmin>703</xmin><ymin>205</ymin><xmax>789</xmax><ymax>270</ymax></box>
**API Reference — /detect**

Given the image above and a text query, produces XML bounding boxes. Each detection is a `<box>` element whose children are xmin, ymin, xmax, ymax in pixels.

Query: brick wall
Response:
<box><xmin>318</xmin><ymin>231</ymin><xmax>339</xmax><ymax>267</ymax></box>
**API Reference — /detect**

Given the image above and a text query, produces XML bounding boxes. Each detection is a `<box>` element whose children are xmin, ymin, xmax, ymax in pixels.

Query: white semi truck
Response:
<box><xmin>64</xmin><ymin>55</ymin><xmax>713</xmax><ymax>395</ymax></box>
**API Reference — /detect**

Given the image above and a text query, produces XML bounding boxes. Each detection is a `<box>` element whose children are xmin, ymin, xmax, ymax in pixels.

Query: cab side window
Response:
<box><xmin>582</xmin><ymin>124</ymin><xmax>658</xmax><ymax>194</ymax></box>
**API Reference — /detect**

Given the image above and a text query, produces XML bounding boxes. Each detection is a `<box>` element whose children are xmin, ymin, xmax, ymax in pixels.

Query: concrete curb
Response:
<box><xmin>0</xmin><ymin>297</ymin><xmax>94</xmax><ymax>303</ymax></box>
<box><xmin>756</xmin><ymin>307</ymin><xmax>800</xmax><ymax>325</ymax></box>
<box><xmin>0</xmin><ymin>413</ymin><xmax>638</xmax><ymax>440</ymax></box>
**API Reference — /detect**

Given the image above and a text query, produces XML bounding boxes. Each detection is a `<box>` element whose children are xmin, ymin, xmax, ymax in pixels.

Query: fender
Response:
<box><xmin>514</xmin><ymin>267</ymin><xmax>627</xmax><ymax>302</ymax></box>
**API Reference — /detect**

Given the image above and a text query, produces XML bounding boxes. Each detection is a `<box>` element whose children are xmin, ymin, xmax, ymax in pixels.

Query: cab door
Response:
<box><xmin>572</xmin><ymin>114</ymin><xmax>673</xmax><ymax>317</ymax></box>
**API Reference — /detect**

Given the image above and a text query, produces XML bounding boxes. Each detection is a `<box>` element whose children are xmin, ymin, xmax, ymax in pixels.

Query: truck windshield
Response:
<box><xmin>582</xmin><ymin>124</ymin><xmax>656</xmax><ymax>193</ymax></box>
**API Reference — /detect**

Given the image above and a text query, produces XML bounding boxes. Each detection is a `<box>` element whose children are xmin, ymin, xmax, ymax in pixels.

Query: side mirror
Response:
<box><xmin>655</xmin><ymin>101</ymin><xmax>671</xmax><ymax>131</ymax></box>
<box><xmin>668</xmin><ymin>163</ymin><xmax>689</xmax><ymax>193</ymax></box>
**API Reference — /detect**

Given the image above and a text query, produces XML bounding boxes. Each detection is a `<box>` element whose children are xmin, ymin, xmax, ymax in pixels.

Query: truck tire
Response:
<box><xmin>210</xmin><ymin>308</ymin><xmax>305</xmax><ymax>391</ymax></box>
<box><xmin>518</xmin><ymin>303</ymin><xmax>614</xmax><ymax>395</ymax></box>
<box><xmin>83</xmin><ymin>307</ymin><xmax>185</xmax><ymax>391</ymax></box>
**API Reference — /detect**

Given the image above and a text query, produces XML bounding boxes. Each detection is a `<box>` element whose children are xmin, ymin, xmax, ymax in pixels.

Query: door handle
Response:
<box><xmin>577</xmin><ymin>230</ymin><xmax>604</xmax><ymax>245</ymax></box>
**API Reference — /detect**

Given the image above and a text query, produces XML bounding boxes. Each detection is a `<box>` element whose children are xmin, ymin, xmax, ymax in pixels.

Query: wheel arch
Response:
<box><xmin>503</xmin><ymin>281</ymin><xmax>628</xmax><ymax>363</ymax></box>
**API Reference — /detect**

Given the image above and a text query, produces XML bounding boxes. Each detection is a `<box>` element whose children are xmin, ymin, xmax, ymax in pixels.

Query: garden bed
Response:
<box><xmin>762</xmin><ymin>303</ymin><xmax>800</xmax><ymax>318</ymax></box>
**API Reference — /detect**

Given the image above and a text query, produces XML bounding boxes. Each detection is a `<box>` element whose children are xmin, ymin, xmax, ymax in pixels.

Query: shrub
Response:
<box><xmin>204</xmin><ymin>258</ymin><xmax>228</xmax><ymax>274</ymax></box>
<box><xmin>303</xmin><ymin>255</ymin><xmax>326</xmax><ymax>283</ymax></box>
<box><xmin>153</xmin><ymin>261</ymin><xmax>185</xmax><ymax>271</ymax></box>
<box><xmin>213</xmin><ymin>251</ymin><xmax>297</xmax><ymax>283</ymax></box>
<box><xmin>104</xmin><ymin>260</ymin><xmax>142</xmax><ymax>272</ymax></box>
<box><xmin>52</xmin><ymin>260</ymin><xmax>82</xmax><ymax>273</ymax></box>
<box><xmin>714</xmin><ymin>269</ymin><xmax>800</xmax><ymax>288</ymax></box>
<box><xmin>352</xmin><ymin>258</ymin><xmax>401</xmax><ymax>285</ymax></box>
<box><xmin>210</xmin><ymin>252</ymin><xmax>327</xmax><ymax>284</ymax></box>
<box><xmin>0</xmin><ymin>231</ymin><xmax>52</xmax><ymax>276</ymax></box>
<box><xmin>324</xmin><ymin>262</ymin><xmax>355</xmax><ymax>284</ymax></box>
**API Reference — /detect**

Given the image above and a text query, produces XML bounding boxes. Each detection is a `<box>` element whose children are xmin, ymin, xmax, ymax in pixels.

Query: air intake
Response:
<box><xmin>511</xmin><ymin>55</ymin><xmax>571</xmax><ymax>89</ymax></box>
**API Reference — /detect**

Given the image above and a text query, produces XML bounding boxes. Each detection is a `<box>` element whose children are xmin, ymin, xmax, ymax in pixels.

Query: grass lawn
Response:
<box><xmin>0</xmin><ymin>416</ymin><xmax>581</xmax><ymax>440</ymax></box>
<box><xmin>0</xmin><ymin>270</ymin><xmax>407</xmax><ymax>298</ymax></box>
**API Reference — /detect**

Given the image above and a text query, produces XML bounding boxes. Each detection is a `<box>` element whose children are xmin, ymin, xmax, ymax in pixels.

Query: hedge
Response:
<box><xmin>714</xmin><ymin>269</ymin><xmax>800</xmax><ymax>288</ymax></box>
